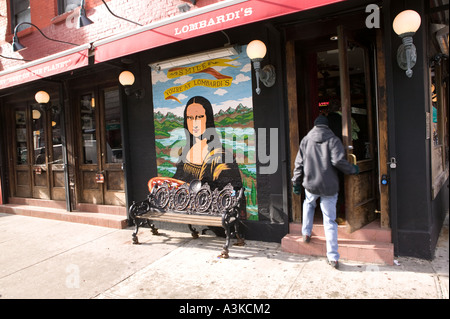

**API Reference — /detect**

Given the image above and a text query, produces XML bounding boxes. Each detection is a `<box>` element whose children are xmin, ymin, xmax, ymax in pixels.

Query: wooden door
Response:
<box><xmin>337</xmin><ymin>26</ymin><xmax>377</xmax><ymax>232</ymax></box>
<box><xmin>76</xmin><ymin>87</ymin><xmax>125</xmax><ymax>206</ymax></box>
<box><xmin>8</xmin><ymin>101</ymin><xmax>64</xmax><ymax>200</ymax></box>
<box><xmin>10</xmin><ymin>104</ymin><xmax>32</xmax><ymax>198</ymax></box>
<box><xmin>100</xmin><ymin>87</ymin><xmax>125</xmax><ymax>206</ymax></box>
<box><xmin>47</xmin><ymin>101</ymin><xmax>67</xmax><ymax>201</ymax></box>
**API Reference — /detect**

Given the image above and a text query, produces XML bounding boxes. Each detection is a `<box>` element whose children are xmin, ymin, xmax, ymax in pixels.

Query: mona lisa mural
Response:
<box><xmin>151</xmin><ymin>46</ymin><xmax>258</xmax><ymax>220</ymax></box>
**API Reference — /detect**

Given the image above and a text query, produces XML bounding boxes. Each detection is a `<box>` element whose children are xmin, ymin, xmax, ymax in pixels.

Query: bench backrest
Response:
<box><xmin>149</xmin><ymin>179</ymin><xmax>243</xmax><ymax>216</ymax></box>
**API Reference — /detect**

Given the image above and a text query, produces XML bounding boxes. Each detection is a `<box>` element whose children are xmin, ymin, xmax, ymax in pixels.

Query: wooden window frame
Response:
<box><xmin>57</xmin><ymin>0</ymin><xmax>81</xmax><ymax>15</ymax></box>
<box><xmin>430</xmin><ymin>60</ymin><xmax>449</xmax><ymax>199</ymax></box>
<box><xmin>9</xmin><ymin>0</ymin><xmax>31</xmax><ymax>33</ymax></box>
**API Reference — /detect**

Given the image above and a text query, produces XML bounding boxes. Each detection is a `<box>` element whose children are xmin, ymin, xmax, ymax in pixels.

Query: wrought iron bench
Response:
<box><xmin>129</xmin><ymin>178</ymin><xmax>245</xmax><ymax>258</ymax></box>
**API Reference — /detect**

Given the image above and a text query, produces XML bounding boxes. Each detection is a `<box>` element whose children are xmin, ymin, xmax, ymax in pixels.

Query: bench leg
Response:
<box><xmin>188</xmin><ymin>224</ymin><xmax>199</xmax><ymax>239</ymax></box>
<box><xmin>220</xmin><ymin>224</ymin><xmax>231</xmax><ymax>259</ymax></box>
<box><xmin>147</xmin><ymin>221</ymin><xmax>159</xmax><ymax>235</ymax></box>
<box><xmin>233</xmin><ymin>220</ymin><xmax>245</xmax><ymax>247</ymax></box>
<box><xmin>132</xmin><ymin>219</ymin><xmax>141</xmax><ymax>244</ymax></box>
<box><xmin>219</xmin><ymin>208</ymin><xmax>245</xmax><ymax>258</ymax></box>
<box><xmin>219</xmin><ymin>215</ymin><xmax>233</xmax><ymax>258</ymax></box>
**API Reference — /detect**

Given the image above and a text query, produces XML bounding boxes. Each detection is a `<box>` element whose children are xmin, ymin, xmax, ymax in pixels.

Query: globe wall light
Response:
<box><xmin>246</xmin><ymin>40</ymin><xmax>276</xmax><ymax>94</ymax></box>
<box><xmin>393</xmin><ymin>10</ymin><xmax>422</xmax><ymax>78</ymax></box>
<box><xmin>119</xmin><ymin>70</ymin><xmax>144</xmax><ymax>99</ymax></box>
<box><xmin>35</xmin><ymin>90</ymin><xmax>50</xmax><ymax>105</ymax></box>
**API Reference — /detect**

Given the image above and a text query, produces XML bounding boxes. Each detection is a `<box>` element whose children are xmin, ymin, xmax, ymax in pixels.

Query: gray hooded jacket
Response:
<box><xmin>292</xmin><ymin>124</ymin><xmax>356</xmax><ymax>196</ymax></box>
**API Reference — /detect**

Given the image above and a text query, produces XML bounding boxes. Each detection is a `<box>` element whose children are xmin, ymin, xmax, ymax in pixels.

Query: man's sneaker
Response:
<box><xmin>302</xmin><ymin>235</ymin><xmax>311</xmax><ymax>243</ymax></box>
<box><xmin>328</xmin><ymin>260</ymin><xmax>339</xmax><ymax>269</ymax></box>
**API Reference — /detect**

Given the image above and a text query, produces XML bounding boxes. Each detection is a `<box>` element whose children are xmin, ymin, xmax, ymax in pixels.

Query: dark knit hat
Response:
<box><xmin>314</xmin><ymin>115</ymin><xmax>329</xmax><ymax>126</ymax></box>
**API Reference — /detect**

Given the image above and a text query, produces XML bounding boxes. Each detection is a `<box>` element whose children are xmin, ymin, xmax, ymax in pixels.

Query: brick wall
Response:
<box><xmin>0</xmin><ymin>0</ymin><xmax>223</xmax><ymax>72</ymax></box>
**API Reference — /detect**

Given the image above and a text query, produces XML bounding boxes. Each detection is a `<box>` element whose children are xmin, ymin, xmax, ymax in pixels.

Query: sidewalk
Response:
<box><xmin>0</xmin><ymin>212</ymin><xmax>448</xmax><ymax>300</ymax></box>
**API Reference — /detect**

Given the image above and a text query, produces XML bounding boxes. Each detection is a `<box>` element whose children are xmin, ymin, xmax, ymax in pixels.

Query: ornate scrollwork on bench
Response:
<box><xmin>150</xmin><ymin>181</ymin><xmax>241</xmax><ymax>216</ymax></box>
<box><xmin>129</xmin><ymin>178</ymin><xmax>245</xmax><ymax>258</ymax></box>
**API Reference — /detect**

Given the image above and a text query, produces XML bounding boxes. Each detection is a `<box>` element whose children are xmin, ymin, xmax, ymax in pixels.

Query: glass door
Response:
<box><xmin>337</xmin><ymin>25</ymin><xmax>377</xmax><ymax>232</ymax></box>
<box><xmin>9</xmin><ymin>101</ymin><xmax>63</xmax><ymax>200</ymax></box>
<box><xmin>12</xmin><ymin>105</ymin><xmax>32</xmax><ymax>198</ymax></box>
<box><xmin>101</xmin><ymin>87</ymin><xmax>125</xmax><ymax>206</ymax></box>
<box><xmin>76</xmin><ymin>86</ymin><xmax>125</xmax><ymax>206</ymax></box>
<box><xmin>30</xmin><ymin>103</ymin><xmax>50</xmax><ymax>199</ymax></box>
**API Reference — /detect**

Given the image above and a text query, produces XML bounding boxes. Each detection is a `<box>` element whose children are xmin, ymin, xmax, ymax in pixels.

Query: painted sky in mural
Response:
<box><xmin>150</xmin><ymin>46</ymin><xmax>258</xmax><ymax>220</ymax></box>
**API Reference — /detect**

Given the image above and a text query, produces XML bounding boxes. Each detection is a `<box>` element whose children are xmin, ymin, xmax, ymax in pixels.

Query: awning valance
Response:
<box><xmin>92</xmin><ymin>0</ymin><xmax>344</xmax><ymax>63</ymax></box>
<box><xmin>0</xmin><ymin>45</ymin><xmax>90</xmax><ymax>90</ymax></box>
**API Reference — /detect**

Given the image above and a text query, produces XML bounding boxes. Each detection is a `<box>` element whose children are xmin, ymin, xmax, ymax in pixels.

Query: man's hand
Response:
<box><xmin>293</xmin><ymin>184</ymin><xmax>301</xmax><ymax>195</ymax></box>
<box><xmin>352</xmin><ymin>164</ymin><xmax>359</xmax><ymax>175</ymax></box>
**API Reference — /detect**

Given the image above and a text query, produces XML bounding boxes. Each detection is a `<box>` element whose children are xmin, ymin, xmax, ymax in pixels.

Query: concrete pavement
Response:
<box><xmin>0</xmin><ymin>212</ymin><xmax>448</xmax><ymax>301</ymax></box>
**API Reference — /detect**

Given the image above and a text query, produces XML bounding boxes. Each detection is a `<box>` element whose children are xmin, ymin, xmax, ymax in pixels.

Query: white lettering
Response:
<box><xmin>189</xmin><ymin>22</ymin><xmax>199</xmax><ymax>31</ymax></box>
<box><xmin>225</xmin><ymin>12</ymin><xmax>235</xmax><ymax>21</ymax></box>
<box><xmin>173</xmin><ymin>7</ymin><xmax>253</xmax><ymax>35</ymax></box>
<box><xmin>365</xmin><ymin>4</ymin><xmax>380</xmax><ymax>28</ymax></box>
<box><xmin>207</xmin><ymin>18</ymin><xmax>216</xmax><ymax>27</ymax></box>
<box><xmin>258</xmin><ymin>128</ymin><xmax>278</xmax><ymax>175</ymax></box>
<box><xmin>199</xmin><ymin>20</ymin><xmax>207</xmax><ymax>29</ymax></box>
<box><xmin>179</xmin><ymin>303</ymin><xmax>214</xmax><ymax>316</ymax></box>
<box><xmin>216</xmin><ymin>15</ymin><xmax>225</xmax><ymax>24</ymax></box>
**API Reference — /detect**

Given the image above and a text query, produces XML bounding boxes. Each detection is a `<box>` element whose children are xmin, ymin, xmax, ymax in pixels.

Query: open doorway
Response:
<box><xmin>288</xmin><ymin>24</ymin><xmax>379</xmax><ymax>233</ymax></box>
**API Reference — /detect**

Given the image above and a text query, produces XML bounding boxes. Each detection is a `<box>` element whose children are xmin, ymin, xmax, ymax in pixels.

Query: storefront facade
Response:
<box><xmin>0</xmin><ymin>0</ymin><xmax>448</xmax><ymax>260</ymax></box>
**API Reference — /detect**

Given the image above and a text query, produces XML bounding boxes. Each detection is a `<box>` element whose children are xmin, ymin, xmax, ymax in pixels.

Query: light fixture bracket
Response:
<box><xmin>260</xmin><ymin>64</ymin><xmax>276</xmax><ymax>88</ymax></box>
<box><xmin>250</xmin><ymin>59</ymin><xmax>276</xmax><ymax>95</ymax></box>
<box><xmin>396</xmin><ymin>35</ymin><xmax>417</xmax><ymax>78</ymax></box>
<box><xmin>124</xmin><ymin>87</ymin><xmax>145</xmax><ymax>100</ymax></box>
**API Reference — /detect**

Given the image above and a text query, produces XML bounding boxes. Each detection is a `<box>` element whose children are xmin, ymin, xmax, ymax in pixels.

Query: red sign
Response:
<box><xmin>93</xmin><ymin>0</ymin><xmax>345</xmax><ymax>63</ymax></box>
<box><xmin>0</xmin><ymin>48</ymin><xmax>89</xmax><ymax>90</ymax></box>
<box><xmin>95</xmin><ymin>173</ymin><xmax>105</xmax><ymax>184</ymax></box>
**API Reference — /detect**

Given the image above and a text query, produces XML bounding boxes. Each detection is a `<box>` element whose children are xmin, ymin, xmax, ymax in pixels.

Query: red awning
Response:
<box><xmin>93</xmin><ymin>0</ymin><xmax>345</xmax><ymax>63</ymax></box>
<box><xmin>0</xmin><ymin>46</ymin><xmax>90</xmax><ymax>90</ymax></box>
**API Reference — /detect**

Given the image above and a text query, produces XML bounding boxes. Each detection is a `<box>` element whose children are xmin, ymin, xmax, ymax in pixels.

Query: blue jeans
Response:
<box><xmin>302</xmin><ymin>189</ymin><xmax>340</xmax><ymax>261</ymax></box>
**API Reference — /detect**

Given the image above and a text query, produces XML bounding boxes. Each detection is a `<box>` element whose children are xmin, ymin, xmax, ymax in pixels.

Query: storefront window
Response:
<box><xmin>430</xmin><ymin>59</ymin><xmax>449</xmax><ymax>198</ymax></box>
<box><xmin>317</xmin><ymin>46</ymin><xmax>371</xmax><ymax>160</ymax></box>
<box><xmin>15</xmin><ymin>109</ymin><xmax>27</xmax><ymax>165</ymax></box>
<box><xmin>51</xmin><ymin>104</ymin><xmax>63</xmax><ymax>164</ymax></box>
<box><xmin>32</xmin><ymin>106</ymin><xmax>46</xmax><ymax>165</ymax></box>
<box><xmin>104</xmin><ymin>88</ymin><xmax>123</xmax><ymax>164</ymax></box>
<box><xmin>58</xmin><ymin>0</ymin><xmax>81</xmax><ymax>14</ymax></box>
<box><xmin>11</xmin><ymin>0</ymin><xmax>30</xmax><ymax>32</ymax></box>
<box><xmin>80</xmin><ymin>93</ymin><xmax>97</xmax><ymax>164</ymax></box>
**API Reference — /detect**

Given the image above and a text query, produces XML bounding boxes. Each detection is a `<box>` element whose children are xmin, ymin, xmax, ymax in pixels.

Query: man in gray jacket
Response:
<box><xmin>292</xmin><ymin>115</ymin><xmax>358</xmax><ymax>269</ymax></box>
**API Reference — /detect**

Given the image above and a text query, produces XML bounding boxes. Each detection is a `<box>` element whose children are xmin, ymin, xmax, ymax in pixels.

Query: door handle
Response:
<box><xmin>349</xmin><ymin>154</ymin><xmax>357</xmax><ymax>165</ymax></box>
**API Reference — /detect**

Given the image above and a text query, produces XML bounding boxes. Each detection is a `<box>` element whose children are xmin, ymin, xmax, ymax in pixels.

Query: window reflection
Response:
<box><xmin>15</xmin><ymin>109</ymin><xmax>27</xmax><ymax>165</ymax></box>
<box><xmin>51</xmin><ymin>104</ymin><xmax>63</xmax><ymax>164</ymax></box>
<box><xmin>32</xmin><ymin>106</ymin><xmax>46</xmax><ymax>164</ymax></box>
<box><xmin>104</xmin><ymin>88</ymin><xmax>123</xmax><ymax>164</ymax></box>
<box><xmin>80</xmin><ymin>93</ymin><xmax>97</xmax><ymax>164</ymax></box>
<box><xmin>317</xmin><ymin>46</ymin><xmax>371</xmax><ymax>160</ymax></box>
